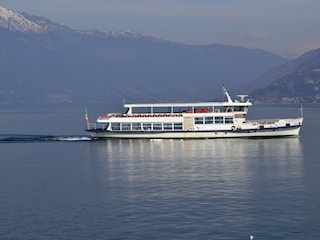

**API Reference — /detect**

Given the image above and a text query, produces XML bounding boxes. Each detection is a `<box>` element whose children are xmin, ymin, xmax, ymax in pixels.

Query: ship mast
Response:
<box><xmin>222</xmin><ymin>85</ymin><xmax>233</xmax><ymax>103</ymax></box>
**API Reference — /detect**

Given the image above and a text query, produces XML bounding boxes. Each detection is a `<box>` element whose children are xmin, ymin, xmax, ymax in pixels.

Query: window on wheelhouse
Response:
<box><xmin>122</xmin><ymin>123</ymin><xmax>131</xmax><ymax>130</ymax></box>
<box><xmin>164</xmin><ymin>123</ymin><xmax>173</xmax><ymax>130</ymax></box>
<box><xmin>132</xmin><ymin>123</ymin><xmax>141</xmax><ymax>130</ymax></box>
<box><xmin>153</xmin><ymin>123</ymin><xmax>162</xmax><ymax>131</ymax></box>
<box><xmin>132</xmin><ymin>107</ymin><xmax>151</xmax><ymax>114</ymax></box>
<box><xmin>215</xmin><ymin>116</ymin><xmax>223</xmax><ymax>124</ymax></box>
<box><xmin>205</xmin><ymin>117</ymin><xmax>214</xmax><ymax>124</ymax></box>
<box><xmin>174</xmin><ymin>107</ymin><xmax>192</xmax><ymax>113</ymax></box>
<box><xmin>153</xmin><ymin>107</ymin><xmax>172</xmax><ymax>114</ymax></box>
<box><xmin>234</xmin><ymin>106</ymin><xmax>245</xmax><ymax>112</ymax></box>
<box><xmin>111</xmin><ymin>122</ymin><xmax>120</xmax><ymax>130</ymax></box>
<box><xmin>142</xmin><ymin>123</ymin><xmax>151</xmax><ymax>131</ymax></box>
<box><xmin>225</xmin><ymin>117</ymin><xmax>234</xmax><ymax>124</ymax></box>
<box><xmin>194</xmin><ymin>117</ymin><xmax>204</xmax><ymax>125</ymax></box>
<box><xmin>214</xmin><ymin>106</ymin><xmax>232</xmax><ymax>112</ymax></box>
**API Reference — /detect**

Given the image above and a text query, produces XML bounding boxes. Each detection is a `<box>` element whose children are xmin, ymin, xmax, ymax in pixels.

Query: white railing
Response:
<box><xmin>87</xmin><ymin>123</ymin><xmax>108</xmax><ymax>130</ymax></box>
<box><xmin>246</xmin><ymin>119</ymin><xmax>280</xmax><ymax>125</ymax></box>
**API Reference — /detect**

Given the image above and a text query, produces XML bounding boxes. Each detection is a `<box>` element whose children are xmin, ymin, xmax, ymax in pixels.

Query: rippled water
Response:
<box><xmin>0</xmin><ymin>104</ymin><xmax>319</xmax><ymax>239</ymax></box>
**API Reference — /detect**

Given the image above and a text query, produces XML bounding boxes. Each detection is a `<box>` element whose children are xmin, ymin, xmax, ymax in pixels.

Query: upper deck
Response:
<box><xmin>124</xmin><ymin>95</ymin><xmax>252</xmax><ymax>114</ymax></box>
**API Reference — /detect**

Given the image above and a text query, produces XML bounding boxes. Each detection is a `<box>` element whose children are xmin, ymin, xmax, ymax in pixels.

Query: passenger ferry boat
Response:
<box><xmin>85</xmin><ymin>86</ymin><xmax>303</xmax><ymax>139</ymax></box>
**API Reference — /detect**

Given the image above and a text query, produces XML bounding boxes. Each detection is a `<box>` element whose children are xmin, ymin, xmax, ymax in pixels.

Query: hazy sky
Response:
<box><xmin>1</xmin><ymin>0</ymin><xmax>320</xmax><ymax>57</ymax></box>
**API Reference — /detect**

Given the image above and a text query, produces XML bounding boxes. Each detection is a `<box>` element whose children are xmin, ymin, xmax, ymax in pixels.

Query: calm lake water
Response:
<box><xmin>0</xmin><ymin>104</ymin><xmax>319</xmax><ymax>240</ymax></box>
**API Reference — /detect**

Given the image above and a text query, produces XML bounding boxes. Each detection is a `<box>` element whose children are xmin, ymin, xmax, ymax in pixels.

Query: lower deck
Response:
<box><xmin>87</xmin><ymin>122</ymin><xmax>302</xmax><ymax>139</ymax></box>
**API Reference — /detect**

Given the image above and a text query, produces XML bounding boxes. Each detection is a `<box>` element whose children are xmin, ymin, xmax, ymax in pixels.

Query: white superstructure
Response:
<box><xmin>86</xmin><ymin>86</ymin><xmax>303</xmax><ymax>139</ymax></box>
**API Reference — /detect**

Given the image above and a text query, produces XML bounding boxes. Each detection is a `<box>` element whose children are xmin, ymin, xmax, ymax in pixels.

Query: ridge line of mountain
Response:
<box><xmin>1</xmin><ymin>5</ymin><xmax>320</xmax><ymax>104</ymax></box>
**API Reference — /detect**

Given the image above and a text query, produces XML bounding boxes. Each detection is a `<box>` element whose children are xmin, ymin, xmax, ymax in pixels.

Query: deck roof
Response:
<box><xmin>124</xmin><ymin>101</ymin><xmax>252</xmax><ymax>109</ymax></box>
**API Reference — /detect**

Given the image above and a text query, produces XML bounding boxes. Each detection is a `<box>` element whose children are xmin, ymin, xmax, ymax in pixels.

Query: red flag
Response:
<box><xmin>84</xmin><ymin>108</ymin><xmax>89</xmax><ymax>123</ymax></box>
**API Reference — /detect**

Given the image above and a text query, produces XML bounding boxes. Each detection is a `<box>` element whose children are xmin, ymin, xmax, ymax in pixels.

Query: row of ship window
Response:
<box><xmin>194</xmin><ymin>116</ymin><xmax>234</xmax><ymax>124</ymax></box>
<box><xmin>111</xmin><ymin>122</ymin><xmax>183</xmax><ymax>131</ymax></box>
<box><xmin>110</xmin><ymin>116</ymin><xmax>234</xmax><ymax>131</ymax></box>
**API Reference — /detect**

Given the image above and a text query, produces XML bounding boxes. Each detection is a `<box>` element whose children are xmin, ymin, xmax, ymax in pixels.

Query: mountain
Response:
<box><xmin>0</xmin><ymin>6</ymin><xmax>287</xmax><ymax>104</ymax></box>
<box><xmin>247</xmin><ymin>48</ymin><xmax>320</xmax><ymax>103</ymax></box>
<box><xmin>0</xmin><ymin>6</ymin><xmax>43</xmax><ymax>32</ymax></box>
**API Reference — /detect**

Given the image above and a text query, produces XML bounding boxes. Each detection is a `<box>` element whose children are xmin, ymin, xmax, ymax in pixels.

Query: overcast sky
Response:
<box><xmin>1</xmin><ymin>0</ymin><xmax>320</xmax><ymax>57</ymax></box>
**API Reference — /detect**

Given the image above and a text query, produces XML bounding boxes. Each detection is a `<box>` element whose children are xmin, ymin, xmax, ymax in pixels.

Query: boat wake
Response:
<box><xmin>0</xmin><ymin>134</ymin><xmax>92</xmax><ymax>143</ymax></box>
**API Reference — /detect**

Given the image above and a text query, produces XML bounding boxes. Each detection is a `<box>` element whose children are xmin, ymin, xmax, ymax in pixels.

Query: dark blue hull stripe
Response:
<box><xmin>86</xmin><ymin>125</ymin><xmax>300</xmax><ymax>134</ymax></box>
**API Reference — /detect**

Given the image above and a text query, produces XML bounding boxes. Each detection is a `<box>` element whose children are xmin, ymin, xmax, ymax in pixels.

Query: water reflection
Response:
<box><xmin>82</xmin><ymin>138</ymin><xmax>304</xmax><ymax>238</ymax></box>
<box><xmin>84</xmin><ymin>138</ymin><xmax>304</xmax><ymax>213</ymax></box>
<box><xmin>89</xmin><ymin>138</ymin><xmax>303</xmax><ymax>184</ymax></box>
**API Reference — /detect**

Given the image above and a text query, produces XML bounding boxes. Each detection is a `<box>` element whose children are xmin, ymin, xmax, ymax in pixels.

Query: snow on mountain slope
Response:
<box><xmin>0</xmin><ymin>6</ymin><xmax>43</xmax><ymax>32</ymax></box>
<box><xmin>0</xmin><ymin>5</ymin><xmax>161</xmax><ymax>39</ymax></box>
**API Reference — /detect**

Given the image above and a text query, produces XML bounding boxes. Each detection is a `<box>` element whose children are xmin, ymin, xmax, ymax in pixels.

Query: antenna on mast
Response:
<box><xmin>222</xmin><ymin>85</ymin><xmax>233</xmax><ymax>103</ymax></box>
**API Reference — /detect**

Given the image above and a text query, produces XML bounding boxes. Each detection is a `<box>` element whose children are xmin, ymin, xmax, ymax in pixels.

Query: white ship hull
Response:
<box><xmin>85</xmin><ymin>86</ymin><xmax>303</xmax><ymax>139</ymax></box>
<box><xmin>88</xmin><ymin>119</ymin><xmax>302</xmax><ymax>139</ymax></box>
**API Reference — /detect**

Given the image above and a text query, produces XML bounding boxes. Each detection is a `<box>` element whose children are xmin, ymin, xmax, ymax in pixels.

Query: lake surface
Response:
<box><xmin>0</xmin><ymin>104</ymin><xmax>319</xmax><ymax>239</ymax></box>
